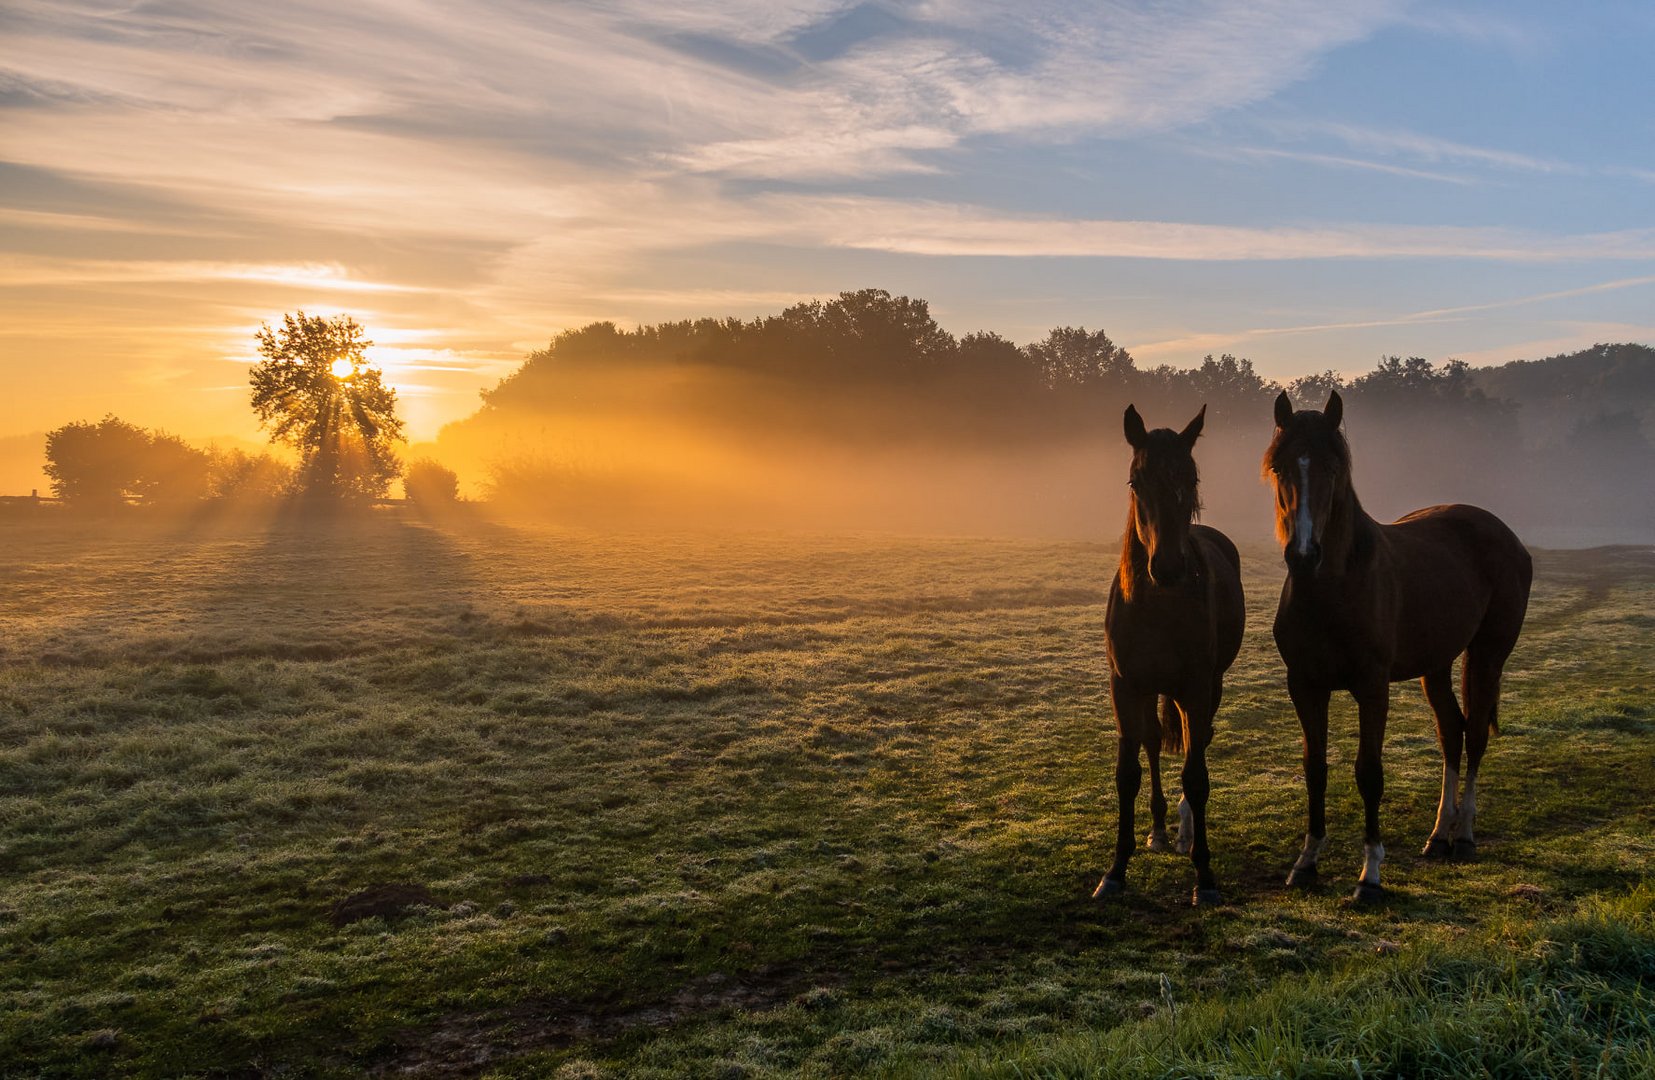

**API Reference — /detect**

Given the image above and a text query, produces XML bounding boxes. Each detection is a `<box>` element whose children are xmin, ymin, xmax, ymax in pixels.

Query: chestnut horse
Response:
<box><xmin>1095</xmin><ymin>405</ymin><xmax>1244</xmax><ymax>906</ymax></box>
<box><xmin>1265</xmin><ymin>390</ymin><xmax>1532</xmax><ymax>902</ymax></box>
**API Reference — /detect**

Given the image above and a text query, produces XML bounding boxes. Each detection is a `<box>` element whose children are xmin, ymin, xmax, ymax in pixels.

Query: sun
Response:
<box><xmin>330</xmin><ymin>358</ymin><xmax>354</xmax><ymax>379</ymax></box>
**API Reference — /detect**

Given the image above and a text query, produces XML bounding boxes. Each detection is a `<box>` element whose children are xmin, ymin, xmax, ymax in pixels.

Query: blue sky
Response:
<box><xmin>2</xmin><ymin>0</ymin><xmax>1652</xmax><ymax>440</ymax></box>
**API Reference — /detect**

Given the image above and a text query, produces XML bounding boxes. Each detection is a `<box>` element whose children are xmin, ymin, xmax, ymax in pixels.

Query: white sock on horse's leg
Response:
<box><xmin>1359</xmin><ymin>841</ymin><xmax>1385</xmax><ymax>886</ymax></box>
<box><xmin>1428</xmin><ymin>765</ymin><xmax>1459</xmax><ymax>844</ymax></box>
<box><xmin>1456</xmin><ymin>770</ymin><xmax>1478</xmax><ymax>843</ymax></box>
<box><xmin>1292</xmin><ymin>831</ymin><xmax>1326</xmax><ymax>871</ymax></box>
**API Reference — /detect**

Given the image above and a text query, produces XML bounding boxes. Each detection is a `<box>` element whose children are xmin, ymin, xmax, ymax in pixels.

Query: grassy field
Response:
<box><xmin>1</xmin><ymin>507</ymin><xmax>1651</xmax><ymax>1077</ymax></box>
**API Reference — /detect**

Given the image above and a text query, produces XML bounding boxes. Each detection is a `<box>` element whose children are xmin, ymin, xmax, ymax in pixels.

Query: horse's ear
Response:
<box><xmin>1325</xmin><ymin>389</ymin><xmax>1343</xmax><ymax>428</ymax></box>
<box><xmin>1180</xmin><ymin>404</ymin><xmax>1206</xmax><ymax>447</ymax></box>
<box><xmin>1123</xmin><ymin>404</ymin><xmax>1147</xmax><ymax>448</ymax></box>
<box><xmin>1273</xmin><ymin>390</ymin><xmax>1294</xmax><ymax>429</ymax></box>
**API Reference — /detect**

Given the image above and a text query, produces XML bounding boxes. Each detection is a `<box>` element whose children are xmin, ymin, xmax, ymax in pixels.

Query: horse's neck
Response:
<box><xmin>1322</xmin><ymin>485</ymin><xmax>1378</xmax><ymax>575</ymax></box>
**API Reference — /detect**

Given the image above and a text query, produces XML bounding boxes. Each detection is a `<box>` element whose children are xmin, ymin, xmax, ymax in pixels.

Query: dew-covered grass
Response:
<box><xmin>1</xmin><ymin>508</ymin><xmax>1650</xmax><ymax>1077</ymax></box>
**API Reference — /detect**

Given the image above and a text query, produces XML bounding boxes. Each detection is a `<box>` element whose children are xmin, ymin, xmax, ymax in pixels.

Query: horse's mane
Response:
<box><xmin>1118</xmin><ymin>517</ymin><xmax>1145</xmax><ymax>602</ymax></box>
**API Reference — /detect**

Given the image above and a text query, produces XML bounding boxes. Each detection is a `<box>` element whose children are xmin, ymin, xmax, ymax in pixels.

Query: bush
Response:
<box><xmin>207</xmin><ymin>448</ymin><xmax>294</xmax><ymax>501</ymax></box>
<box><xmin>404</xmin><ymin>458</ymin><xmax>459</xmax><ymax>503</ymax></box>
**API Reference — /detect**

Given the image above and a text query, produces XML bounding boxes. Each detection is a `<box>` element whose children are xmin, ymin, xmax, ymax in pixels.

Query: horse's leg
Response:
<box><xmin>1180</xmin><ymin>678</ymin><xmax>1221</xmax><ymax>855</ymax></box>
<box><xmin>1286</xmin><ymin>672</ymin><xmax>1330</xmax><ymax>887</ymax></box>
<box><xmin>1456</xmin><ymin>566</ymin><xmax>1528</xmax><ymax>862</ymax></box>
<box><xmin>1095</xmin><ymin>676</ymin><xmax>1147</xmax><ymax>898</ymax></box>
<box><xmin>1456</xmin><ymin>654</ymin><xmax>1507</xmax><ymax>860</ymax></box>
<box><xmin>1177</xmin><ymin>687</ymin><xmax>1220</xmax><ymax>906</ymax></box>
<box><xmin>1144</xmin><ymin>696</ymin><xmax>1171</xmax><ymax>853</ymax></box>
<box><xmin>1420</xmin><ymin>666</ymin><xmax>1465</xmax><ymax>860</ymax></box>
<box><xmin>1351</xmin><ymin>682</ymin><xmax>1390</xmax><ymax>903</ymax></box>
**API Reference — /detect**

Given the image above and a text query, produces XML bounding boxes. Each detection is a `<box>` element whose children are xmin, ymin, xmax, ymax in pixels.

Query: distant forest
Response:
<box><xmin>438</xmin><ymin>289</ymin><xmax>1654</xmax><ymax>540</ymax></box>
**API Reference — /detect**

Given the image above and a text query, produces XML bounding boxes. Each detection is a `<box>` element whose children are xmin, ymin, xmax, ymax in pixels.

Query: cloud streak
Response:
<box><xmin>774</xmin><ymin>197</ymin><xmax>1655</xmax><ymax>261</ymax></box>
<box><xmin>1128</xmin><ymin>275</ymin><xmax>1655</xmax><ymax>357</ymax></box>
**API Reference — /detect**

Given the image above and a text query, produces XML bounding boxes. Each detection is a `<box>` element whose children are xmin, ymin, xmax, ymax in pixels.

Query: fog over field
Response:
<box><xmin>417</xmin><ymin>300</ymin><xmax>1654</xmax><ymax>546</ymax></box>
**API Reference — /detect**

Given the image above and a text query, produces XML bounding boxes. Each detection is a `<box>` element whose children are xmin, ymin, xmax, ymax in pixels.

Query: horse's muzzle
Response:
<box><xmin>1149</xmin><ymin>553</ymin><xmax>1187</xmax><ymax>586</ymax></box>
<box><xmin>1285</xmin><ymin>540</ymin><xmax>1322</xmax><ymax>575</ymax></box>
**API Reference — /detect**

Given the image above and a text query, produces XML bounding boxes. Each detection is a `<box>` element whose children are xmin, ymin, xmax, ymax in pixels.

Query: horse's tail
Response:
<box><xmin>1157</xmin><ymin>695</ymin><xmax>1184</xmax><ymax>753</ymax></box>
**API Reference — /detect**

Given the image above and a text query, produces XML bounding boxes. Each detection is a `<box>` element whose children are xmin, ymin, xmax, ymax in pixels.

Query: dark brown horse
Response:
<box><xmin>1265</xmin><ymin>390</ymin><xmax>1532</xmax><ymax>902</ymax></box>
<box><xmin>1096</xmin><ymin>405</ymin><xmax>1245</xmax><ymax>906</ymax></box>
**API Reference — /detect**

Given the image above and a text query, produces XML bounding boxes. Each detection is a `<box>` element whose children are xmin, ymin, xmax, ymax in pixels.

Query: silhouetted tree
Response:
<box><xmin>249</xmin><ymin>312</ymin><xmax>403</xmax><ymax>498</ymax></box>
<box><xmin>43</xmin><ymin>417</ymin><xmax>213</xmax><ymax>504</ymax></box>
<box><xmin>140</xmin><ymin>431</ymin><xmax>210</xmax><ymax>503</ymax></box>
<box><xmin>753</xmin><ymin>289</ymin><xmax>955</xmax><ymax>382</ymax></box>
<box><xmin>43</xmin><ymin>415</ymin><xmax>151</xmax><ymax>504</ymax></box>
<box><xmin>953</xmin><ymin>331</ymin><xmax>1038</xmax><ymax>391</ymax></box>
<box><xmin>1025</xmin><ymin>326</ymin><xmax>1134</xmax><ymax>390</ymax></box>
<box><xmin>1191</xmin><ymin>353</ymin><xmax>1274</xmax><ymax>402</ymax></box>
<box><xmin>1287</xmin><ymin>370</ymin><xmax>1348</xmax><ymax>408</ymax></box>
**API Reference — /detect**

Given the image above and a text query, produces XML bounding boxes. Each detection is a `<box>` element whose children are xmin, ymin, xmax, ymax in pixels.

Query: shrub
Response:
<box><xmin>404</xmin><ymin>458</ymin><xmax>460</xmax><ymax>503</ymax></box>
<box><xmin>207</xmin><ymin>448</ymin><xmax>294</xmax><ymax>500</ymax></box>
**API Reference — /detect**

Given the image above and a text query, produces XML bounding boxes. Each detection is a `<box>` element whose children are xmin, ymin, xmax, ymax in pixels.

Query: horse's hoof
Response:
<box><xmin>1145</xmin><ymin>831</ymin><xmax>1171</xmax><ymax>854</ymax></box>
<box><xmin>1421</xmin><ymin>837</ymin><xmax>1451</xmax><ymax>860</ymax></box>
<box><xmin>1285</xmin><ymin>865</ymin><xmax>1318</xmax><ymax>889</ymax></box>
<box><xmin>1350</xmin><ymin>881</ymin><xmax>1386</xmax><ymax>905</ymax></box>
<box><xmin>1174</xmin><ymin>838</ymin><xmax>1193</xmax><ymax>855</ymax></box>
<box><xmin>1092</xmin><ymin>875</ymin><xmax>1125</xmax><ymax>900</ymax></box>
<box><xmin>1450</xmin><ymin>838</ymin><xmax>1478</xmax><ymax>863</ymax></box>
<box><xmin>1192</xmin><ymin>887</ymin><xmax>1222</xmax><ymax>907</ymax></box>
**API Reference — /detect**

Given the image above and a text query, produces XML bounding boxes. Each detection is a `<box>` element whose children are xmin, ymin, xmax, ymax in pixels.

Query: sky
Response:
<box><xmin>3</xmin><ymin>0</ymin><xmax>1654</xmax><ymax>445</ymax></box>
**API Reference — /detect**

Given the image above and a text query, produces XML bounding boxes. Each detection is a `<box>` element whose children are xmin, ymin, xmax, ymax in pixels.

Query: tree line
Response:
<box><xmin>472</xmin><ymin>288</ymin><xmax>1564</xmax><ymax>449</ymax></box>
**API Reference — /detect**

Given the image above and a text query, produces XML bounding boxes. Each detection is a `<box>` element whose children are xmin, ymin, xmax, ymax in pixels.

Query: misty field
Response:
<box><xmin>1</xmin><ymin>509</ymin><xmax>1651</xmax><ymax>1078</ymax></box>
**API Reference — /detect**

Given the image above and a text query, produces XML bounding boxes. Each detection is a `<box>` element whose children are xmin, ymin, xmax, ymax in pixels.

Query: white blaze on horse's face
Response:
<box><xmin>1294</xmin><ymin>455</ymin><xmax>1315</xmax><ymax>557</ymax></box>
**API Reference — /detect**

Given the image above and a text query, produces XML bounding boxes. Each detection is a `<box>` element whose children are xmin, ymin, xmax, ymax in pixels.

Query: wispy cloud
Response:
<box><xmin>1196</xmin><ymin>145</ymin><xmax>1482</xmax><ymax>186</ymax></box>
<box><xmin>1129</xmin><ymin>275</ymin><xmax>1655</xmax><ymax>357</ymax></box>
<box><xmin>1268</xmin><ymin>119</ymin><xmax>1578</xmax><ymax>175</ymax></box>
<box><xmin>1324</xmin><ymin>123</ymin><xmax>1576</xmax><ymax>174</ymax></box>
<box><xmin>0</xmin><ymin>256</ymin><xmax>429</xmax><ymax>292</ymax></box>
<box><xmin>769</xmin><ymin>196</ymin><xmax>1655</xmax><ymax>261</ymax></box>
<box><xmin>5</xmin><ymin>0</ymin><xmax>1410</xmax><ymax>185</ymax></box>
<box><xmin>1400</xmin><ymin>7</ymin><xmax>1550</xmax><ymax>57</ymax></box>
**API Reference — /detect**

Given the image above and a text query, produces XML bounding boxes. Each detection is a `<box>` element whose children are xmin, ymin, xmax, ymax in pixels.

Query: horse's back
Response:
<box><xmin>1384</xmin><ymin>504</ymin><xmax>1532</xmax><ymax>676</ymax></box>
<box><xmin>1388</xmin><ymin>504</ymin><xmax>1532</xmax><ymax>588</ymax></box>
